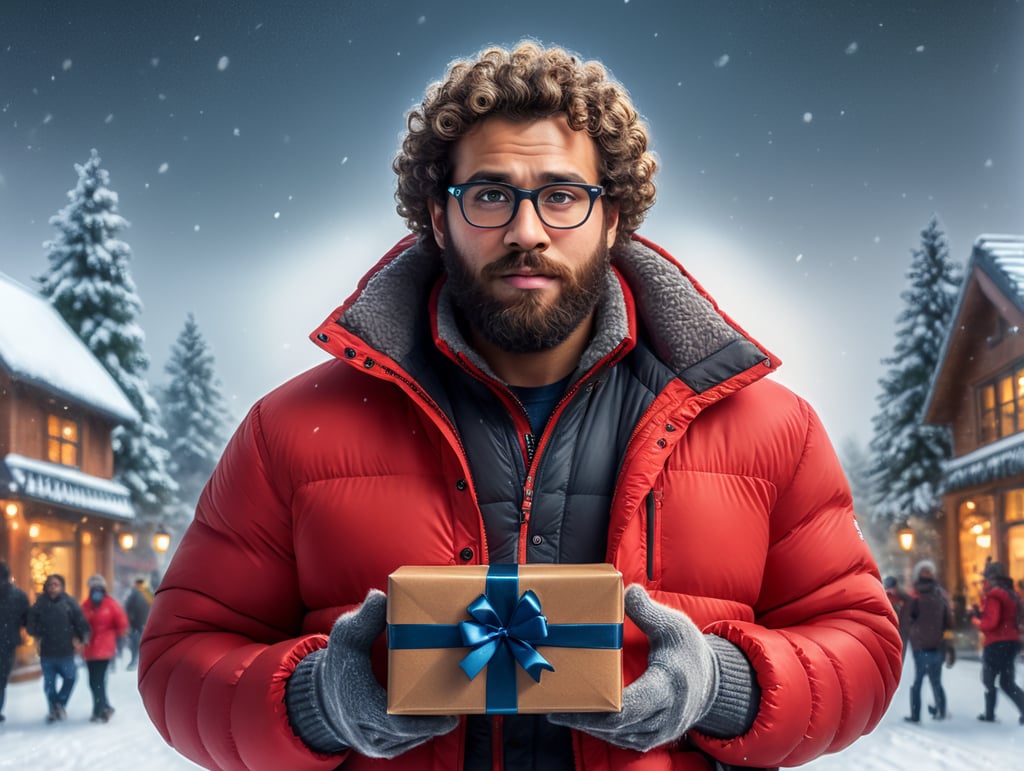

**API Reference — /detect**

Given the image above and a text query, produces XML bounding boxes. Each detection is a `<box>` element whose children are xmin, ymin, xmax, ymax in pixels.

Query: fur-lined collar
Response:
<box><xmin>335</xmin><ymin>236</ymin><xmax>771</xmax><ymax>388</ymax></box>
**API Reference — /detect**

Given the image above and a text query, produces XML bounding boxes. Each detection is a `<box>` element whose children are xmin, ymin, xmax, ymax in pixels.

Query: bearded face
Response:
<box><xmin>441</xmin><ymin>228</ymin><xmax>611</xmax><ymax>354</ymax></box>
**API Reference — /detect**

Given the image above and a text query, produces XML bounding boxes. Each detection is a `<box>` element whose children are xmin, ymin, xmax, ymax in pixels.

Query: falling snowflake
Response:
<box><xmin>193</xmin><ymin>224</ymin><xmax>200</xmax><ymax>232</ymax></box>
<box><xmin>417</xmin><ymin>16</ymin><xmax>426</xmax><ymax>24</ymax></box>
<box><xmin>217</xmin><ymin>56</ymin><xmax>230</xmax><ymax>71</ymax></box>
<box><xmin>341</xmin><ymin>156</ymin><xmax>348</xmax><ymax>165</ymax></box>
<box><xmin>984</xmin><ymin>158</ymin><xmax>994</xmax><ymax>168</ymax></box>
<box><xmin>273</xmin><ymin>211</ymin><xmax>281</xmax><ymax>219</ymax></box>
<box><xmin>796</xmin><ymin>254</ymin><xmax>804</xmax><ymax>262</ymax></box>
<box><xmin>62</xmin><ymin>59</ymin><xmax>72</xmax><ymax>71</ymax></box>
<box><xmin>803</xmin><ymin>112</ymin><xmax>813</xmax><ymax>123</ymax></box>
<box><xmin>714</xmin><ymin>54</ymin><xmax>730</xmax><ymax>68</ymax></box>
<box><xmin>233</xmin><ymin>127</ymin><xmax>240</xmax><ymax>136</ymax></box>
<box><xmin>158</xmin><ymin>162</ymin><xmax>169</xmax><ymax>174</ymax></box>
<box><xmin>915</xmin><ymin>45</ymin><xmax>925</xmax><ymax>53</ymax></box>
<box><xmin>845</xmin><ymin>42</ymin><xmax>858</xmax><ymax>55</ymax></box>
<box><xmin>104</xmin><ymin>114</ymin><xmax>114</xmax><ymax>124</ymax></box>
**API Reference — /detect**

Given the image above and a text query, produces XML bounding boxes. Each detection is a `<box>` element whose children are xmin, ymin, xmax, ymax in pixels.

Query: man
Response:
<box><xmin>0</xmin><ymin>560</ymin><xmax>29</xmax><ymax>723</ymax></box>
<box><xmin>26</xmin><ymin>574</ymin><xmax>90</xmax><ymax>723</ymax></box>
<box><xmin>123</xmin><ymin>577</ymin><xmax>152</xmax><ymax>671</ymax></box>
<box><xmin>902</xmin><ymin>560</ymin><xmax>952</xmax><ymax>722</ymax></box>
<box><xmin>140</xmin><ymin>42</ymin><xmax>901</xmax><ymax>770</ymax></box>
<box><xmin>883</xmin><ymin>575</ymin><xmax>911</xmax><ymax>662</ymax></box>
<box><xmin>972</xmin><ymin>561</ymin><xmax>1024</xmax><ymax>724</ymax></box>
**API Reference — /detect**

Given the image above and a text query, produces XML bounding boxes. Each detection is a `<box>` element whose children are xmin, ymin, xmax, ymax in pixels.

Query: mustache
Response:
<box><xmin>480</xmin><ymin>251</ymin><xmax>568</xmax><ymax>280</ymax></box>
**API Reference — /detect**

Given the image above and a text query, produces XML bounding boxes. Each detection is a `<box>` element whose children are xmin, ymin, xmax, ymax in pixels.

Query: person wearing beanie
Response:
<box><xmin>26</xmin><ymin>574</ymin><xmax>91</xmax><ymax>722</ymax></box>
<box><xmin>81</xmin><ymin>573</ymin><xmax>128</xmax><ymax>723</ymax></box>
<box><xmin>903</xmin><ymin>560</ymin><xmax>952</xmax><ymax>722</ymax></box>
<box><xmin>0</xmin><ymin>561</ymin><xmax>30</xmax><ymax>723</ymax></box>
<box><xmin>972</xmin><ymin>560</ymin><xmax>1024</xmax><ymax>724</ymax></box>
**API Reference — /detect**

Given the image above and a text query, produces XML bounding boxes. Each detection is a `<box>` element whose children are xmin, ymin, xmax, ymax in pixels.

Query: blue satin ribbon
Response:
<box><xmin>387</xmin><ymin>564</ymin><xmax>622</xmax><ymax>714</ymax></box>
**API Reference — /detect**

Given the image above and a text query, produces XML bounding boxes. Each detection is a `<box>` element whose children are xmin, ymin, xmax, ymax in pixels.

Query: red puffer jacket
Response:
<box><xmin>974</xmin><ymin>583</ymin><xmax>1022</xmax><ymax>646</ymax></box>
<box><xmin>82</xmin><ymin>594</ymin><xmax>128</xmax><ymax>661</ymax></box>
<box><xmin>140</xmin><ymin>234</ymin><xmax>901</xmax><ymax>771</ymax></box>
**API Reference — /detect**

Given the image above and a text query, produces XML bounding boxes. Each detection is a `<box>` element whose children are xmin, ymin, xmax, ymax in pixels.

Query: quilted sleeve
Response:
<box><xmin>138</xmin><ymin>402</ymin><xmax>347</xmax><ymax>771</ymax></box>
<box><xmin>691</xmin><ymin>398</ymin><xmax>902</xmax><ymax>768</ymax></box>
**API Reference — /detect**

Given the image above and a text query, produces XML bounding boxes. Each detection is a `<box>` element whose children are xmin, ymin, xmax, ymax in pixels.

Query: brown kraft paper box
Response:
<box><xmin>386</xmin><ymin>563</ymin><xmax>624</xmax><ymax>715</ymax></box>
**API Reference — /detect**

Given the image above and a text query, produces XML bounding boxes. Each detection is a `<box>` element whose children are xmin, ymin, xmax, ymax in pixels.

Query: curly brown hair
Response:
<box><xmin>393</xmin><ymin>41</ymin><xmax>657</xmax><ymax>250</ymax></box>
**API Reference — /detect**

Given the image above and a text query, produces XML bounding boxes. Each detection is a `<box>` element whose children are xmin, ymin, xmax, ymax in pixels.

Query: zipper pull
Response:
<box><xmin>524</xmin><ymin>433</ymin><xmax>537</xmax><ymax>463</ymax></box>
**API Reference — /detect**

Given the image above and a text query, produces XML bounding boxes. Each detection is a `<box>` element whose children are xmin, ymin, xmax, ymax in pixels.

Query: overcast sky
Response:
<box><xmin>1</xmin><ymin>0</ymin><xmax>1022</xmax><ymax>449</ymax></box>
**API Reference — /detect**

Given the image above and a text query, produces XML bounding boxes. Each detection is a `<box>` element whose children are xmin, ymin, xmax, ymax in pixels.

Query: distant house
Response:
<box><xmin>0</xmin><ymin>272</ymin><xmax>138</xmax><ymax>674</ymax></box>
<box><xmin>923</xmin><ymin>235</ymin><xmax>1024</xmax><ymax>610</ymax></box>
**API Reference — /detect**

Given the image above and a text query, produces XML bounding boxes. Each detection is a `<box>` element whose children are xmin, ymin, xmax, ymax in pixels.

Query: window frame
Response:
<box><xmin>46</xmin><ymin>413</ymin><xmax>81</xmax><ymax>468</ymax></box>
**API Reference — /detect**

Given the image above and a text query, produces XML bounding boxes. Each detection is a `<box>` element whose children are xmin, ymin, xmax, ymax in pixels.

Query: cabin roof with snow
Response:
<box><xmin>923</xmin><ymin>235</ymin><xmax>1024</xmax><ymax>488</ymax></box>
<box><xmin>0</xmin><ymin>272</ymin><xmax>139</xmax><ymax>423</ymax></box>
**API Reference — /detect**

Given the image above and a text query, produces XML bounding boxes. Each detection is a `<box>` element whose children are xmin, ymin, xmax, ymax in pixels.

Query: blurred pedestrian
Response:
<box><xmin>0</xmin><ymin>560</ymin><xmax>30</xmax><ymax>723</ymax></box>
<box><xmin>123</xmin><ymin>577</ymin><xmax>152</xmax><ymax>671</ymax></box>
<box><xmin>81</xmin><ymin>574</ymin><xmax>128</xmax><ymax>723</ymax></box>
<box><xmin>972</xmin><ymin>561</ymin><xmax>1024</xmax><ymax>724</ymax></box>
<box><xmin>26</xmin><ymin>574</ymin><xmax>90</xmax><ymax>723</ymax></box>
<box><xmin>884</xmin><ymin>575</ymin><xmax>911</xmax><ymax>662</ymax></box>
<box><xmin>904</xmin><ymin>560</ymin><xmax>953</xmax><ymax>722</ymax></box>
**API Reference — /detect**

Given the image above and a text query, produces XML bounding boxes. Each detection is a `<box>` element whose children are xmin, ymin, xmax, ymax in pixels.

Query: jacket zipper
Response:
<box><xmin>646</xmin><ymin>489</ymin><xmax>656</xmax><ymax>581</ymax></box>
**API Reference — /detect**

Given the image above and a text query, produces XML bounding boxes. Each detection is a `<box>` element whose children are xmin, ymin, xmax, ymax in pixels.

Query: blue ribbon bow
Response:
<box><xmin>458</xmin><ymin>588</ymin><xmax>555</xmax><ymax>682</ymax></box>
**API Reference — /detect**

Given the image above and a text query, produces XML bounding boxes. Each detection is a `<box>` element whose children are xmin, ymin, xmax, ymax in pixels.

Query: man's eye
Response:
<box><xmin>543</xmin><ymin>190</ymin><xmax>577</xmax><ymax>205</ymax></box>
<box><xmin>476</xmin><ymin>188</ymin><xmax>511</xmax><ymax>203</ymax></box>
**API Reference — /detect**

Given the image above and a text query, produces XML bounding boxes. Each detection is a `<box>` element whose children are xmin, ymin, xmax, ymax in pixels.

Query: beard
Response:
<box><xmin>441</xmin><ymin>233</ymin><xmax>610</xmax><ymax>354</ymax></box>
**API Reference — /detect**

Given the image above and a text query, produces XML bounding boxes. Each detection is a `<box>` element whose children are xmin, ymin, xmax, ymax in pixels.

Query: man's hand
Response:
<box><xmin>548</xmin><ymin>584</ymin><xmax>719</xmax><ymax>752</ymax></box>
<box><xmin>312</xmin><ymin>589</ymin><xmax>458</xmax><ymax>758</ymax></box>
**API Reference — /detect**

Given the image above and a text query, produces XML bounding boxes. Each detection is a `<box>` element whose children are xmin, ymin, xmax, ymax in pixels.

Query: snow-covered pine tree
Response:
<box><xmin>38</xmin><ymin>148</ymin><xmax>177</xmax><ymax>525</ymax></box>
<box><xmin>869</xmin><ymin>214</ymin><xmax>962</xmax><ymax>523</ymax></box>
<box><xmin>160</xmin><ymin>313</ymin><xmax>233</xmax><ymax>522</ymax></box>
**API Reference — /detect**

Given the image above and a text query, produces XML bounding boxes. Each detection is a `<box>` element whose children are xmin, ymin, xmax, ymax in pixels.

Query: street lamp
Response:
<box><xmin>897</xmin><ymin>523</ymin><xmax>914</xmax><ymax>552</ymax></box>
<box><xmin>153</xmin><ymin>527</ymin><xmax>171</xmax><ymax>553</ymax></box>
<box><xmin>118</xmin><ymin>532</ymin><xmax>136</xmax><ymax>550</ymax></box>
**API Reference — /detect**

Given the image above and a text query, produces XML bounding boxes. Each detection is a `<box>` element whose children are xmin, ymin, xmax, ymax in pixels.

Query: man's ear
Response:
<box><xmin>604</xmin><ymin>201</ymin><xmax>620</xmax><ymax>250</ymax></box>
<box><xmin>428</xmin><ymin>198</ymin><xmax>447</xmax><ymax>251</ymax></box>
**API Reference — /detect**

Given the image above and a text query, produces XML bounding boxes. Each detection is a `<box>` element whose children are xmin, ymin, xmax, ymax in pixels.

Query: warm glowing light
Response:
<box><xmin>965</xmin><ymin>500</ymin><xmax>977</xmax><ymax>511</ymax></box>
<box><xmin>971</xmin><ymin>523</ymin><xmax>984</xmax><ymax>535</ymax></box>
<box><xmin>28</xmin><ymin>523</ymin><xmax>40</xmax><ymax>538</ymax></box>
<box><xmin>4</xmin><ymin>502</ymin><xmax>18</xmax><ymax>518</ymax></box>
<box><xmin>897</xmin><ymin>526</ymin><xmax>914</xmax><ymax>552</ymax></box>
<box><xmin>118</xmin><ymin>532</ymin><xmax>136</xmax><ymax>550</ymax></box>
<box><xmin>82</xmin><ymin>532</ymin><xmax>92</xmax><ymax>545</ymax></box>
<box><xmin>153</xmin><ymin>529</ymin><xmax>171</xmax><ymax>553</ymax></box>
<box><xmin>977</xmin><ymin>534</ymin><xmax>992</xmax><ymax>549</ymax></box>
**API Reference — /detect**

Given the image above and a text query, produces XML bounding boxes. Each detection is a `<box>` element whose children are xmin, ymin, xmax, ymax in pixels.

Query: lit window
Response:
<box><xmin>978</xmin><ymin>362</ymin><xmax>1024</xmax><ymax>443</ymax></box>
<box><xmin>47</xmin><ymin>415</ymin><xmax>80</xmax><ymax>467</ymax></box>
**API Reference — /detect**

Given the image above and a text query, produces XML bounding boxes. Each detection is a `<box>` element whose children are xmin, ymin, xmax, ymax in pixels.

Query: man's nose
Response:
<box><xmin>503</xmin><ymin>199</ymin><xmax>550</xmax><ymax>252</ymax></box>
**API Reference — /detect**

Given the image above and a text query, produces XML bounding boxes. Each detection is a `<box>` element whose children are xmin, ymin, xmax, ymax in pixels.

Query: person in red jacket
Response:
<box><xmin>81</xmin><ymin>574</ymin><xmax>128</xmax><ymax>723</ymax></box>
<box><xmin>971</xmin><ymin>561</ymin><xmax>1024</xmax><ymax>724</ymax></box>
<box><xmin>139</xmin><ymin>41</ymin><xmax>901</xmax><ymax>770</ymax></box>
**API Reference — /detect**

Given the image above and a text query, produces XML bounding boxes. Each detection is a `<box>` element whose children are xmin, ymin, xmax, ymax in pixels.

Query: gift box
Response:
<box><xmin>386</xmin><ymin>563</ymin><xmax>623</xmax><ymax>715</ymax></box>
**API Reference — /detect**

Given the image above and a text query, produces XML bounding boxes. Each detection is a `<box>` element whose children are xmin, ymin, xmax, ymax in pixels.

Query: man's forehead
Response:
<box><xmin>451</xmin><ymin>115</ymin><xmax>601</xmax><ymax>180</ymax></box>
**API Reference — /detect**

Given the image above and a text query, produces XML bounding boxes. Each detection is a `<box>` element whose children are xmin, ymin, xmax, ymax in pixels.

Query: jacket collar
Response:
<box><xmin>322</xmin><ymin>233</ymin><xmax>778</xmax><ymax>393</ymax></box>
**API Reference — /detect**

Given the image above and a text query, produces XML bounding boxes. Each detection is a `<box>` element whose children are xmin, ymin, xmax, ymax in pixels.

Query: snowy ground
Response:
<box><xmin>1</xmin><ymin>653</ymin><xmax>1022</xmax><ymax>769</ymax></box>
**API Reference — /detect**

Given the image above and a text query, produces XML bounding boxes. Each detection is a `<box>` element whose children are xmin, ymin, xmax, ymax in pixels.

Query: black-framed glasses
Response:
<box><xmin>447</xmin><ymin>181</ymin><xmax>605</xmax><ymax>229</ymax></box>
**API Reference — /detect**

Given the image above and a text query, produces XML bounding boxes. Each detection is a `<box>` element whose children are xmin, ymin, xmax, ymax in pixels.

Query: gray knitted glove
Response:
<box><xmin>287</xmin><ymin>589</ymin><xmax>458</xmax><ymax>758</ymax></box>
<box><xmin>548</xmin><ymin>584</ymin><xmax>719</xmax><ymax>752</ymax></box>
